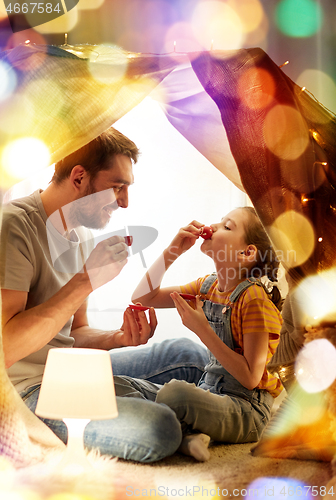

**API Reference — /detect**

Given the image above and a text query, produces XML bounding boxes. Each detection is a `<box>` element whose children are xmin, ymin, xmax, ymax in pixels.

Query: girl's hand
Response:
<box><xmin>170</xmin><ymin>291</ymin><xmax>209</xmax><ymax>337</ymax></box>
<box><xmin>165</xmin><ymin>221</ymin><xmax>204</xmax><ymax>263</ymax></box>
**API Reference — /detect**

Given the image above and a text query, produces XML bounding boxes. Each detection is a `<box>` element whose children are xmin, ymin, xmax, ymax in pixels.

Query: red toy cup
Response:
<box><xmin>124</xmin><ymin>236</ymin><xmax>133</xmax><ymax>246</ymax></box>
<box><xmin>129</xmin><ymin>304</ymin><xmax>149</xmax><ymax>311</ymax></box>
<box><xmin>179</xmin><ymin>293</ymin><xmax>196</xmax><ymax>301</ymax></box>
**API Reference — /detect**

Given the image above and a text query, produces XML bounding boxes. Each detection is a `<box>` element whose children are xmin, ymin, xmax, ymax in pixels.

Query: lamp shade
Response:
<box><xmin>36</xmin><ymin>348</ymin><xmax>118</xmax><ymax>420</ymax></box>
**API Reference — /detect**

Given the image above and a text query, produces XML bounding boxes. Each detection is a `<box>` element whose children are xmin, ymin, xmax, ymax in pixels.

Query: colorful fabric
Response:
<box><xmin>0</xmin><ymin>44</ymin><xmax>182</xmax><ymax>173</ymax></box>
<box><xmin>190</xmin><ymin>49</ymin><xmax>336</xmax><ymax>285</ymax></box>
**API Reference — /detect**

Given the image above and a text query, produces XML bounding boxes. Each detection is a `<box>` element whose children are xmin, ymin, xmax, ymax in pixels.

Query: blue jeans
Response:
<box><xmin>109</xmin><ymin>337</ymin><xmax>208</xmax><ymax>384</ymax></box>
<box><xmin>21</xmin><ymin>338</ymin><xmax>208</xmax><ymax>463</ymax></box>
<box><xmin>156</xmin><ymin>377</ymin><xmax>273</xmax><ymax>443</ymax></box>
<box><xmin>110</xmin><ymin>338</ymin><xmax>272</xmax><ymax>444</ymax></box>
<box><xmin>21</xmin><ymin>382</ymin><xmax>181</xmax><ymax>463</ymax></box>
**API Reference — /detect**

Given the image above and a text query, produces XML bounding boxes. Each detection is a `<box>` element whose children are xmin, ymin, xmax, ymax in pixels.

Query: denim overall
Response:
<box><xmin>198</xmin><ymin>275</ymin><xmax>265</xmax><ymax>398</ymax></box>
<box><xmin>198</xmin><ymin>274</ymin><xmax>273</xmax><ymax>401</ymax></box>
<box><xmin>190</xmin><ymin>274</ymin><xmax>274</xmax><ymax>441</ymax></box>
<box><xmin>155</xmin><ymin>275</ymin><xmax>275</xmax><ymax>443</ymax></box>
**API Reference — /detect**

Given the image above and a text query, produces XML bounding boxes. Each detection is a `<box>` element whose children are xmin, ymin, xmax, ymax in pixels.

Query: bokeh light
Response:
<box><xmin>238</xmin><ymin>68</ymin><xmax>275</xmax><ymax>110</ymax></box>
<box><xmin>297</xmin><ymin>69</ymin><xmax>336</xmax><ymax>115</ymax></box>
<box><xmin>247</xmin><ymin>477</ymin><xmax>312</xmax><ymax>499</ymax></box>
<box><xmin>243</xmin><ymin>11</ymin><xmax>269</xmax><ymax>49</ymax></box>
<box><xmin>0</xmin><ymin>60</ymin><xmax>17</xmax><ymax>102</ymax></box>
<box><xmin>298</xmin><ymin>396</ymin><xmax>326</xmax><ymax>426</ymax></box>
<box><xmin>268</xmin><ymin>210</ymin><xmax>315</xmax><ymax>268</ymax></box>
<box><xmin>228</xmin><ymin>0</ymin><xmax>265</xmax><ymax>34</ymax></box>
<box><xmin>263</xmin><ymin>105</ymin><xmax>309</xmax><ymax>161</ymax></box>
<box><xmin>47</xmin><ymin>494</ymin><xmax>96</xmax><ymax>500</ymax></box>
<box><xmin>191</xmin><ymin>1</ymin><xmax>245</xmax><ymax>50</ymax></box>
<box><xmin>261</xmin><ymin>380</ymin><xmax>327</xmax><ymax>438</ymax></box>
<box><xmin>88</xmin><ymin>45</ymin><xmax>128</xmax><ymax>85</ymax></box>
<box><xmin>296</xmin><ymin>268</ymin><xmax>336</xmax><ymax>325</ymax></box>
<box><xmin>8</xmin><ymin>490</ymin><xmax>42</xmax><ymax>500</ymax></box>
<box><xmin>296</xmin><ymin>339</ymin><xmax>336</xmax><ymax>393</ymax></box>
<box><xmin>0</xmin><ymin>95</ymin><xmax>35</xmax><ymax>136</ymax></box>
<box><xmin>275</xmin><ymin>0</ymin><xmax>323</xmax><ymax>38</ymax></box>
<box><xmin>25</xmin><ymin>78</ymin><xmax>66</xmax><ymax>124</ymax></box>
<box><xmin>2</xmin><ymin>138</ymin><xmax>50</xmax><ymax>181</ymax></box>
<box><xmin>6</xmin><ymin>30</ymin><xmax>46</xmax><ymax>51</ymax></box>
<box><xmin>0</xmin><ymin>455</ymin><xmax>15</xmax><ymax>490</ymax></box>
<box><xmin>0</xmin><ymin>2</ymin><xmax>7</xmax><ymax>20</ymax></box>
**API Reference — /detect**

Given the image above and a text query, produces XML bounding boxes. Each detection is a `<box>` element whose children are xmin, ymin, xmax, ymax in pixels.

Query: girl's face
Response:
<box><xmin>200</xmin><ymin>208</ymin><xmax>250</xmax><ymax>265</ymax></box>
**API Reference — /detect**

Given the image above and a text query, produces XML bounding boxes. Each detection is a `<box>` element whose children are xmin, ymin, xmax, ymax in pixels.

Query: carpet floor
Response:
<box><xmin>114</xmin><ymin>442</ymin><xmax>333</xmax><ymax>498</ymax></box>
<box><xmin>14</xmin><ymin>442</ymin><xmax>333</xmax><ymax>500</ymax></box>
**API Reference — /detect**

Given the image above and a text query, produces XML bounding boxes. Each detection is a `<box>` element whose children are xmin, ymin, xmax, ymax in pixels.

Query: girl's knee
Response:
<box><xmin>156</xmin><ymin>379</ymin><xmax>197</xmax><ymax>407</ymax></box>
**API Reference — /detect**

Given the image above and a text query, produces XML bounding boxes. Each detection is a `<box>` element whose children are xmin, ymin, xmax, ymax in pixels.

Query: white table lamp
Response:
<box><xmin>36</xmin><ymin>348</ymin><xmax>118</xmax><ymax>473</ymax></box>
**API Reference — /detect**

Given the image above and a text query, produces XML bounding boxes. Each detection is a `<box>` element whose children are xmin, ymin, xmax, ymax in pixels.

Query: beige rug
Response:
<box><xmin>115</xmin><ymin>443</ymin><xmax>332</xmax><ymax>495</ymax></box>
<box><xmin>11</xmin><ymin>443</ymin><xmax>332</xmax><ymax>500</ymax></box>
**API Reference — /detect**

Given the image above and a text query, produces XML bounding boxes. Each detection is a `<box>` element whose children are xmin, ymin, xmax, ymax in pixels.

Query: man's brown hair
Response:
<box><xmin>52</xmin><ymin>127</ymin><xmax>139</xmax><ymax>184</ymax></box>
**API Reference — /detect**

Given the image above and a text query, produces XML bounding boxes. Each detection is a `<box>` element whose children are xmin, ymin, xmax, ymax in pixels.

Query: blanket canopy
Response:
<box><xmin>1</xmin><ymin>42</ymin><xmax>336</xmax><ymax>466</ymax></box>
<box><xmin>1</xmin><ymin>43</ymin><xmax>335</xmax><ymax>283</ymax></box>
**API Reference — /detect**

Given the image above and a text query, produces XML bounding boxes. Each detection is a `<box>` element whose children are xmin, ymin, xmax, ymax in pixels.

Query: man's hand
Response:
<box><xmin>113</xmin><ymin>305</ymin><xmax>157</xmax><ymax>347</ymax></box>
<box><xmin>84</xmin><ymin>235</ymin><xmax>128</xmax><ymax>290</ymax></box>
<box><xmin>72</xmin><ymin>305</ymin><xmax>157</xmax><ymax>350</ymax></box>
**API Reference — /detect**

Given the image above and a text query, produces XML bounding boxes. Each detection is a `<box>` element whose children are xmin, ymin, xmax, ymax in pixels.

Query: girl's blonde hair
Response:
<box><xmin>242</xmin><ymin>207</ymin><xmax>283</xmax><ymax>310</ymax></box>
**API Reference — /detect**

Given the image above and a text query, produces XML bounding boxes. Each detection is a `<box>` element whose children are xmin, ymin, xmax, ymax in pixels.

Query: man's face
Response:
<box><xmin>71</xmin><ymin>154</ymin><xmax>134</xmax><ymax>230</ymax></box>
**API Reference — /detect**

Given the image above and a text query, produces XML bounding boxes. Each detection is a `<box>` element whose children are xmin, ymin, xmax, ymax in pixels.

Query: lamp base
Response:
<box><xmin>56</xmin><ymin>418</ymin><xmax>92</xmax><ymax>475</ymax></box>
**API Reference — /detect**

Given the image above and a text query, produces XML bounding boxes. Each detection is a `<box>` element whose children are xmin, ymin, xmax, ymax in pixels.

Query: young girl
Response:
<box><xmin>132</xmin><ymin>207</ymin><xmax>283</xmax><ymax>461</ymax></box>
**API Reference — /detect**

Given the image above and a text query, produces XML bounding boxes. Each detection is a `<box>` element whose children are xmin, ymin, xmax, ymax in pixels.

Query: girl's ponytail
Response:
<box><xmin>242</xmin><ymin>207</ymin><xmax>283</xmax><ymax>311</ymax></box>
<box><xmin>264</xmin><ymin>282</ymin><xmax>283</xmax><ymax>311</ymax></box>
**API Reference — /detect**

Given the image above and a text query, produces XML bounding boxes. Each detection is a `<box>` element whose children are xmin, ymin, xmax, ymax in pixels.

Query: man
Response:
<box><xmin>1</xmin><ymin>127</ymin><xmax>188</xmax><ymax>462</ymax></box>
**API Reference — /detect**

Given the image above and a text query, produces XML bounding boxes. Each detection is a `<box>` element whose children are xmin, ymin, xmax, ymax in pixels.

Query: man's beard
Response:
<box><xmin>68</xmin><ymin>184</ymin><xmax>118</xmax><ymax>230</ymax></box>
